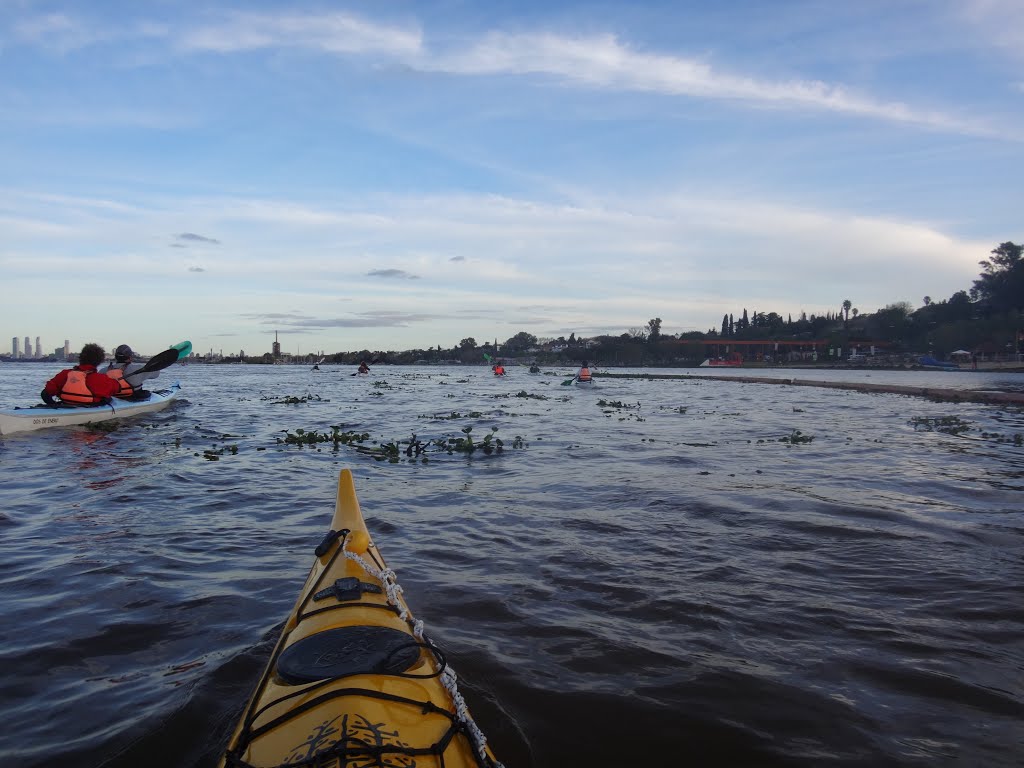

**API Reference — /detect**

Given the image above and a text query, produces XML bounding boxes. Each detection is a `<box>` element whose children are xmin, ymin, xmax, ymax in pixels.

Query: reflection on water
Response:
<box><xmin>0</xmin><ymin>363</ymin><xmax>1021</xmax><ymax>768</ymax></box>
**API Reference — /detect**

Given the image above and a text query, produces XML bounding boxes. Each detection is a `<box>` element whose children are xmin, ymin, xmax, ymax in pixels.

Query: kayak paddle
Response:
<box><xmin>172</xmin><ymin>340</ymin><xmax>192</xmax><ymax>360</ymax></box>
<box><xmin>138</xmin><ymin>347</ymin><xmax>181</xmax><ymax>374</ymax></box>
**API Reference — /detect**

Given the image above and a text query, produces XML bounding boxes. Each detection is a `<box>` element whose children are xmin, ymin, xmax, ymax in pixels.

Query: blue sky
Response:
<box><xmin>2</xmin><ymin>0</ymin><xmax>1021</xmax><ymax>358</ymax></box>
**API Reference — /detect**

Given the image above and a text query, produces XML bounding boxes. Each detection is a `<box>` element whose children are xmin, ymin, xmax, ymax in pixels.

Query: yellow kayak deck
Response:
<box><xmin>221</xmin><ymin>469</ymin><xmax>500</xmax><ymax>768</ymax></box>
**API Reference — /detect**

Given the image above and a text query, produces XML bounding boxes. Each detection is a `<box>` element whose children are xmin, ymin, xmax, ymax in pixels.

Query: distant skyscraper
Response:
<box><xmin>64</xmin><ymin>340</ymin><xmax>70</xmax><ymax>357</ymax></box>
<box><xmin>12</xmin><ymin>337</ymin><xmax>18</xmax><ymax>358</ymax></box>
<box><xmin>272</xmin><ymin>331</ymin><xmax>281</xmax><ymax>359</ymax></box>
<box><xmin>24</xmin><ymin>337</ymin><xmax>31</xmax><ymax>359</ymax></box>
<box><xmin>34</xmin><ymin>337</ymin><xmax>41</xmax><ymax>358</ymax></box>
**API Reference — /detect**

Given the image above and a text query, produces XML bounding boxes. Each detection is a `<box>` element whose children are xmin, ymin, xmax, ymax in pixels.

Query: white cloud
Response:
<box><xmin>428</xmin><ymin>32</ymin><xmax>1002</xmax><ymax>137</ymax></box>
<box><xmin>11</xmin><ymin>12</ymin><xmax>167</xmax><ymax>53</ymax></box>
<box><xmin>7</xmin><ymin>9</ymin><xmax>1005</xmax><ymax>137</ymax></box>
<box><xmin>959</xmin><ymin>0</ymin><xmax>1024</xmax><ymax>54</ymax></box>
<box><xmin>0</xmin><ymin>185</ymin><xmax>989</xmax><ymax>338</ymax></box>
<box><xmin>178</xmin><ymin>11</ymin><xmax>422</xmax><ymax>56</ymax></box>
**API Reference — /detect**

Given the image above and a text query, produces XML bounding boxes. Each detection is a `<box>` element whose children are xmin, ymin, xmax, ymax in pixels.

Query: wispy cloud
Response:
<box><xmin>367</xmin><ymin>268</ymin><xmax>421</xmax><ymax>279</ymax></box>
<box><xmin>243</xmin><ymin>310</ymin><xmax>440</xmax><ymax>329</ymax></box>
<box><xmin>1</xmin><ymin>185</ymin><xmax>987</xmax><ymax>330</ymax></box>
<box><xmin>12</xmin><ymin>12</ymin><xmax>167</xmax><ymax>53</ymax></box>
<box><xmin>7</xmin><ymin>9</ymin><xmax>1004</xmax><ymax>138</ymax></box>
<box><xmin>959</xmin><ymin>0</ymin><xmax>1024</xmax><ymax>56</ymax></box>
<box><xmin>428</xmin><ymin>32</ymin><xmax>1001</xmax><ymax>137</ymax></box>
<box><xmin>188</xmin><ymin>265</ymin><xmax>205</xmax><ymax>272</ymax></box>
<box><xmin>13</xmin><ymin>13</ymin><xmax>110</xmax><ymax>52</ymax></box>
<box><xmin>176</xmin><ymin>232</ymin><xmax>220</xmax><ymax>245</ymax></box>
<box><xmin>178</xmin><ymin>11</ymin><xmax>422</xmax><ymax>56</ymax></box>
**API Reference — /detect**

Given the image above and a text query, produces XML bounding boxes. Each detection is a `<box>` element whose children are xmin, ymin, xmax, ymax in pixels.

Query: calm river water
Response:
<box><xmin>0</xmin><ymin>362</ymin><xmax>1021</xmax><ymax>767</ymax></box>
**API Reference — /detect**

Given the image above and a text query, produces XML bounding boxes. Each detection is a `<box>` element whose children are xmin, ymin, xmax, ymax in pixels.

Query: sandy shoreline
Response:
<box><xmin>598</xmin><ymin>371</ymin><xmax>1024</xmax><ymax>405</ymax></box>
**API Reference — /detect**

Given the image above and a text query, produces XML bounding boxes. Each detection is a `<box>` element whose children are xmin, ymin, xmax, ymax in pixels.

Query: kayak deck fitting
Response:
<box><xmin>221</xmin><ymin>469</ymin><xmax>502</xmax><ymax>768</ymax></box>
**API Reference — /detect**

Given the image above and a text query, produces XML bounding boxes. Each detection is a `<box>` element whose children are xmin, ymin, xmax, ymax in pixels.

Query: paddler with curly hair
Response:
<box><xmin>41</xmin><ymin>343</ymin><xmax>120</xmax><ymax>406</ymax></box>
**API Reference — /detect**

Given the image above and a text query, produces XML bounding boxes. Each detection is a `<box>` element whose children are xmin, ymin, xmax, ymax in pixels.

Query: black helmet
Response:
<box><xmin>114</xmin><ymin>344</ymin><xmax>134</xmax><ymax>362</ymax></box>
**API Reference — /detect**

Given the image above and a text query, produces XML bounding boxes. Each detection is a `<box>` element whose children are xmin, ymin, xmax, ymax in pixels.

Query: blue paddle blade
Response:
<box><xmin>172</xmin><ymin>341</ymin><xmax>192</xmax><ymax>360</ymax></box>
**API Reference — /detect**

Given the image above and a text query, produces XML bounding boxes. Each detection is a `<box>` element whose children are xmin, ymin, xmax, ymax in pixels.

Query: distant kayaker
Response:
<box><xmin>493</xmin><ymin>363</ymin><xmax>505</xmax><ymax>376</ymax></box>
<box><xmin>577</xmin><ymin>360</ymin><xmax>593</xmax><ymax>383</ymax></box>
<box><xmin>358</xmin><ymin>361</ymin><xmax>370</xmax><ymax>374</ymax></box>
<box><xmin>41</xmin><ymin>343</ymin><xmax>120</xmax><ymax>407</ymax></box>
<box><xmin>101</xmin><ymin>344</ymin><xmax>160</xmax><ymax>399</ymax></box>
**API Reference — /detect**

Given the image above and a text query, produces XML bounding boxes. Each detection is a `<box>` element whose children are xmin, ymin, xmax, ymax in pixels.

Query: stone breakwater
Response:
<box><xmin>599</xmin><ymin>372</ymin><xmax>1024</xmax><ymax>406</ymax></box>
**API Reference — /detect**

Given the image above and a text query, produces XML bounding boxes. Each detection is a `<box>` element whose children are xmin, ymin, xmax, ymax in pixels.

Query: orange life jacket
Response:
<box><xmin>105</xmin><ymin>366</ymin><xmax>136</xmax><ymax>398</ymax></box>
<box><xmin>578</xmin><ymin>367</ymin><xmax>591</xmax><ymax>381</ymax></box>
<box><xmin>60</xmin><ymin>369</ymin><xmax>104</xmax><ymax>405</ymax></box>
<box><xmin>494</xmin><ymin>366</ymin><xmax>505</xmax><ymax>375</ymax></box>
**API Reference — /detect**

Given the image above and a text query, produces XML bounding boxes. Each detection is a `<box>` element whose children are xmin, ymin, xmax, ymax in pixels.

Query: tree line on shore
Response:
<box><xmin>230</xmin><ymin>241</ymin><xmax>1021</xmax><ymax>366</ymax></box>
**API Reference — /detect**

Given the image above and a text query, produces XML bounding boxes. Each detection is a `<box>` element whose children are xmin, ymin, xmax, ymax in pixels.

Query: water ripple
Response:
<box><xmin>0</xmin><ymin>363</ymin><xmax>1022</xmax><ymax>767</ymax></box>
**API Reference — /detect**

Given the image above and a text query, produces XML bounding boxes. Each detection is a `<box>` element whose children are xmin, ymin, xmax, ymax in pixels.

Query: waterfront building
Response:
<box><xmin>11</xmin><ymin>337</ymin><xmax>18</xmax><ymax>358</ymax></box>
<box><xmin>24</xmin><ymin>337</ymin><xmax>31</xmax><ymax>359</ymax></box>
<box><xmin>34</xmin><ymin>337</ymin><xmax>41</xmax><ymax>358</ymax></box>
<box><xmin>272</xmin><ymin>331</ymin><xmax>281</xmax><ymax>359</ymax></box>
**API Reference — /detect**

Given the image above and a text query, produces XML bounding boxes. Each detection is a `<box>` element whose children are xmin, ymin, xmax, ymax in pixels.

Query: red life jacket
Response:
<box><xmin>60</xmin><ymin>369</ymin><xmax>104</xmax><ymax>405</ymax></box>
<box><xmin>578</xmin><ymin>367</ymin><xmax>591</xmax><ymax>381</ymax></box>
<box><xmin>105</xmin><ymin>366</ymin><xmax>136</xmax><ymax>398</ymax></box>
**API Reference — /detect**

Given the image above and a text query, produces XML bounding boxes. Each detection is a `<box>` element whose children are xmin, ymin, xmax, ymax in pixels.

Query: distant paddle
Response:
<box><xmin>561</xmin><ymin>375</ymin><xmax>578</xmax><ymax>386</ymax></box>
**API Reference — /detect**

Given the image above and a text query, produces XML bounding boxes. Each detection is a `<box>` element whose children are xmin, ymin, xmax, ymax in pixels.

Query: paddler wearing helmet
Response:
<box><xmin>100</xmin><ymin>344</ymin><xmax>162</xmax><ymax>400</ymax></box>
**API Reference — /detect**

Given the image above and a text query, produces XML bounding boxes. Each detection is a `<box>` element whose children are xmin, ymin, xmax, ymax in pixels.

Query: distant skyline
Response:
<box><xmin>2</xmin><ymin>1</ymin><xmax>1022</xmax><ymax>356</ymax></box>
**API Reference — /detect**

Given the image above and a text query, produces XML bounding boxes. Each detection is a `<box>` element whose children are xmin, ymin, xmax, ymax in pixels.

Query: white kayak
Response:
<box><xmin>0</xmin><ymin>381</ymin><xmax>181</xmax><ymax>436</ymax></box>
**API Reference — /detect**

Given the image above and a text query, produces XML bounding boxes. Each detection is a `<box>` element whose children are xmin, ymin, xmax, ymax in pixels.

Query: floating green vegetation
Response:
<box><xmin>980</xmin><ymin>431</ymin><xmax>1024</xmax><ymax>445</ymax></box>
<box><xmin>85</xmin><ymin>420</ymin><xmax>120</xmax><ymax>432</ymax></box>
<box><xmin>657</xmin><ymin>405</ymin><xmax>688</xmax><ymax>414</ymax></box>
<box><xmin>492</xmin><ymin>391</ymin><xmax>549</xmax><ymax>400</ymax></box>
<box><xmin>277</xmin><ymin>427</ymin><xmax>372</xmax><ymax>446</ymax></box>
<box><xmin>598</xmin><ymin>398</ymin><xmax>645</xmax><ymax>422</ymax></box>
<box><xmin>277</xmin><ymin>425</ymin><xmax>526</xmax><ymax>462</ymax></box>
<box><xmin>372</xmin><ymin>380</ymin><xmax>394</xmax><ymax>390</ymax></box>
<box><xmin>516</xmin><ymin>390</ymin><xmax>548</xmax><ymax>400</ymax></box>
<box><xmin>439</xmin><ymin>426</ymin><xmax>504</xmax><ymax>455</ymax></box>
<box><xmin>909</xmin><ymin>415</ymin><xmax>971</xmax><ymax>435</ymax></box>
<box><xmin>354</xmin><ymin>427</ymin><xmax>513</xmax><ymax>463</ymax></box>
<box><xmin>422</xmin><ymin>411</ymin><xmax>484</xmax><ymax>420</ymax></box>
<box><xmin>263</xmin><ymin>394</ymin><xmax>328</xmax><ymax>404</ymax></box>
<box><xmin>199</xmin><ymin>443</ymin><xmax>239</xmax><ymax>461</ymax></box>
<box><xmin>778</xmin><ymin>430</ymin><xmax>814</xmax><ymax>444</ymax></box>
<box><xmin>354</xmin><ymin>438</ymin><xmax>412</xmax><ymax>463</ymax></box>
